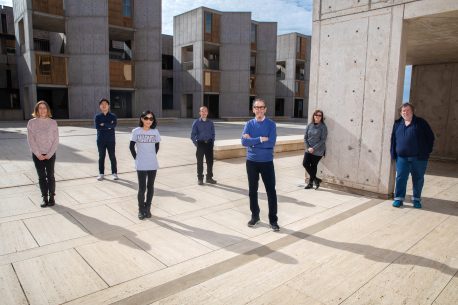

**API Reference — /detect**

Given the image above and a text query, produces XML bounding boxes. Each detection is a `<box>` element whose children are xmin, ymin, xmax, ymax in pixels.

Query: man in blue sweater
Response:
<box><xmin>241</xmin><ymin>98</ymin><xmax>279</xmax><ymax>231</ymax></box>
<box><xmin>390</xmin><ymin>103</ymin><xmax>434</xmax><ymax>209</ymax></box>
<box><xmin>191</xmin><ymin>106</ymin><xmax>217</xmax><ymax>185</ymax></box>
<box><xmin>94</xmin><ymin>98</ymin><xmax>118</xmax><ymax>181</ymax></box>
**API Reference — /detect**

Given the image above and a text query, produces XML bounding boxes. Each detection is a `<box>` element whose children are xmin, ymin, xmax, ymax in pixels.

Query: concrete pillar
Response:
<box><xmin>66</xmin><ymin>0</ymin><xmax>110</xmax><ymax>119</ymax></box>
<box><xmin>309</xmin><ymin>1</ymin><xmax>407</xmax><ymax>196</ymax></box>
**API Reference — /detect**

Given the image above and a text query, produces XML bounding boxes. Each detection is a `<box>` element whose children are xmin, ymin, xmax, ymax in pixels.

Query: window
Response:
<box><xmin>1</xmin><ymin>14</ymin><xmax>7</xmax><ymax>34</ymax></box>
<box><xmin>276</xmin><ymin>61</ymin><xmax>286</xmax><ymax>80</ymax></box>
<box><xmin>19</xmin><ymin>19</ymin><xmax>25</xmax><ymax>53</ymax></box>
<box><xmin>204</xmin><ymin>72</ymin><xmax>211</xmax><ymax>86</ymax></box>
<box><xmin>162</xmin><ymin>54</ymin><xmax>173</xmax><ymax>70</ymax></box>
<box><xmin>250</xmin><ymin>55</ymin><xmax>256</xmax><ymax>74</ymax></box>
<box><xmin>39</xmin><ymin>55</ymin><xmax>52</xmax><ymax>75</ymax></box>
<box><xmin>123</xmin><ymin>0</ymin><xmax>132</xmax><ymax>17</ymax></box>
<box><xmin>251</xmin><ymin>23</ymin><xmax>257</xmax><ymax>44</ymax></box>
<box><xmin>205</xmin><ymin>12</ymin><xmax>212</xmax><ymax>34</ymax></box>
<box><xmin>295</xmin><ymin>81</ymin><xmax>299</xmax><ymax>93</ymax></box>
<box><xmin>296</xmin><ymin>37</ymin><xmax>301</xmax><ymax>53</ymax></box>
<box><xmin>6</xmin><ymin>70</ymin><xmax>12</xmax><ymax>88</ymax></box>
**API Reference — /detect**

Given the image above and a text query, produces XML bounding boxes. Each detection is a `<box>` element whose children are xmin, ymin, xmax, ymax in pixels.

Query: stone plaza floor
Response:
<box><xmin>0</xmin><ymin>120</ymin><xmax>457</xmax><ymax>305</ymax></box>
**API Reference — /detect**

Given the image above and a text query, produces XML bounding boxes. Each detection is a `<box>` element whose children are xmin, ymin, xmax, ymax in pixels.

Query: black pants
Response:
<box><xmin>303</xmin><ymin>152</ymin><xmax>322</xmax><ymax>182</ymax></box>
<box><xmin>32</xmin><ymin>154</ymin><xmax>56</xmax><ymax>197</ymax></box>
<box><xmin>97</xmin><ymin>141</ymin><xmax>117</xmax><ymax>175</ymax></box>
<box><xmin>246</xmin><ymin>160</ymin><xmax>278</xmax><ymax>224</ymax></box>
<box><xmin>196</xmin><ymin>141</ymin><xmax>214</xmax><ymax>180</ymax></box>
<box><xmin>137</xmin><ymin>170</ymin><xmax>157</xmax><ymax>214</ymax></box>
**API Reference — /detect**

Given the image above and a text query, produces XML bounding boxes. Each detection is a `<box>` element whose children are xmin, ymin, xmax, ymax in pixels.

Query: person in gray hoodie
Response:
<box><xmin>303</xmin><ymin>109</ymin><xmax>327</xmax><ymax>189</ymax></box>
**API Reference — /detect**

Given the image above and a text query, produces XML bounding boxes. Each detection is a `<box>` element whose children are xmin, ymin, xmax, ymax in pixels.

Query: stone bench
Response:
<box><xmin>213</xmin><ymin>135</ymin><xmax>305</xmax><ymax>160</ymax></box>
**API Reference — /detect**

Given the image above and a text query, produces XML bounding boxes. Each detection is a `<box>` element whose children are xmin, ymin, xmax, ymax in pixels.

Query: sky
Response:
<box><xmin>1</xmin><ymin>0</ymin><xmax>411</xmax><ymax>101</ymax></box>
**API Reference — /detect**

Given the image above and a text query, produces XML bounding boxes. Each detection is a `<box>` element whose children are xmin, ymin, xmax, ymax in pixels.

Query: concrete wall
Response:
<box><xmin>66</xmin><ymin>1</ymin><xmax>110</xmax><ymax>119</ymax></box>
<box><xmin>133</xmin><ymin>0</ymin><xmax>162</xmax><ymax>117</ymax></box>
<box><xmin>410</xmin><ymin>63</ymin><xmax>458</xmax><ymax>161</ymax></box>
<box><xmin>255</xmin><ymin>22</ymin><xmax>277</xmax><ymax>117</ymax></box>
<box><xmin>219</xmin><ymin>12</ymin><xmax>251</xmax><ymax>117</ymax></box>
<box><xmin>310</xmin><ymin>0</ymin><xmax>408</xmax><ymax>196</ymax></box>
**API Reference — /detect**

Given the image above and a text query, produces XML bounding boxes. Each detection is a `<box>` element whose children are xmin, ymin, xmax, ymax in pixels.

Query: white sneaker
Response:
<box><xmin>112</xmin><ymin>173</ymin><xmax>119</xmax><ymax>180</ymax></box>
<box><xmin>97</xmin><ymin>174</ymin><xmax>104</xmax><ymax>181</ymax></box>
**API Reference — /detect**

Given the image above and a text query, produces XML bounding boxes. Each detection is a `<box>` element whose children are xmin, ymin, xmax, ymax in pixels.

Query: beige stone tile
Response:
<box><xmin>76</xmin><ymin>236</ymin><xmax>165</xmax><ymax>286</ymax></box>
<box><xmin>14</xmin><ymin>248</ymin><xmax>108</xmax><ymax>304</ymax></box>
<box><xmin>0</xmin><ymin>264</ymin><xmax>28</xmax><ymax>305</ymax></box>
<box><xmin>202</xmin><ymin>208</ymin><xmax>271</xmax><ymax>237</ymax></box>
<box><xmin>0</xmin><ymin>195</ymin><xmax>40</xmax><ymax>218</ymax></box>
<box><xmin>68</xmin><ymin>205</ymin><xmax>134</xmax><ymax>234</ymax></box>
<box><xmin>149</xmin><ymin>285</ymin><xmax>225</xmax><ymax>305</ymax></box>
<box><xmin>110</xmin><ymin>198</ymin><xmax>171</xmax><ymax>224</ymax></box>
<box><xmin>134</xmin><ymin>226</ymin><xmax>212</xmax><ymax>266</ymax></box>
<box><xmin>64</xmin><ymin>184</ymin><xmax>114</xmax><ymax>204</ymax></box>
<box><xmin>155</xmin><ymin>216</ymin><xmax>249</xmax><ymax>250</ymax></box>
<box><xmin>23</xmin><ymin>213</ymin><xmax>88</xmax><ymax>246</ymax></box>
<box><xmin>155</xmin><ymin>197</ymin><xmax>202</xmax><ymax>215</ymax></box>
<box><xmin>28</xmin><ymin>189</ymin><xmax>80</xmax><ymax>207</ymax></box>
<box><xmin>0</xmin><ymin>220</ymin><xmax>38</xmax><ymax>255</ymax></box>
<box><xmin>246</xmin><ymin>284</ymin><xmax>325</xmax><ymax>305</ymax></box>
<box><xmin>433</xmin><ymin>275</ymin><xmax>458</xmax><ymax>305</ymax></box>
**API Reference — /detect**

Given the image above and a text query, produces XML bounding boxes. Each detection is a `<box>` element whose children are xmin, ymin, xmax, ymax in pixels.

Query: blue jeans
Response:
<box><xmin>394</xmin><ymin>156</ymin><xmax>428</xmax><ymax>202</ymax></box>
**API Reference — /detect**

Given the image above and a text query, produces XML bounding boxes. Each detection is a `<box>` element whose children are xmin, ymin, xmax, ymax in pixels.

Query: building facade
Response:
<box><xmin>173</xmin><ymin>7</ymin><xmax>277</xmax><ymax>118</ymax></box>
<box><xmin>0</xmin><ymin>5</ymin><xmax>20</xmax><ymax>120</ymax></box>
<box><xmin>161</xmin><ymin>33</ymin><xmax>175</xmax><ymax>117</ymax></box>
<box><xmin>13</xmin><ymin>0</ymin><xmax>162</xmax><ymax>119</ymax></box>
<box><xmin>275</xmin><ymin>33</ymin><xmax>311</xmax><ymax>119</ymax></box>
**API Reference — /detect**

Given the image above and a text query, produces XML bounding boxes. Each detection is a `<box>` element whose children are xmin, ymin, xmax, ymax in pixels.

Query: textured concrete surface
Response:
<box><xmin>0</xmin><ymin>120</ymin><xmax>456</xmax><ymax>305</ymax></box>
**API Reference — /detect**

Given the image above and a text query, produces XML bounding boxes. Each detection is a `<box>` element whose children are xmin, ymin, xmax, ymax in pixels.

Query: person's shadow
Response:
<box><xmin>53</xmin><ymin>204</ymin><xmax>152</xmax><ymax>251</ymax></box>
<box><xmin>150</xmin><ymin>215</ymin><xmax>298</xmax><ymax>265</ymax></box>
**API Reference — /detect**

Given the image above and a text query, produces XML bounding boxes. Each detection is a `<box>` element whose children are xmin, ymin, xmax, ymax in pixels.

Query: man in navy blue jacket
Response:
<box><xmin>95</xmin><ymin>98</ymin><xmax>118</xmax><ymax>181</ymax></box>
<box><xmin>390</xmin><ymin>103</ymin><xmax>434</xmax><ymax>209</ymax></box>
<box><xmin>191</xmin><ymin>106</ymin><xmax>217</xmax><ymax>185</ymax></box>
<box><xmin>242</xmin><ymin>98</ymin><xmax>279</xmax><ymax>231</ymax></box>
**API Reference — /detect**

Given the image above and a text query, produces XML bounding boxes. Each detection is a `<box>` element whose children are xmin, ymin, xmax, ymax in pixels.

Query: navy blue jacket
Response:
<box><xmin>191</xmin><ymin>118</ymin><xmax>215</xmax><ymax>145</ymax></box>
<box><xmin>95</xmin><ymin>112</ymin><xmax>117</xmax><ymax>142</ymax></box>
<box><xmin>390</xmin><ymin>115</ymin><xmax>434</xmax><ymax>160</ymax></box>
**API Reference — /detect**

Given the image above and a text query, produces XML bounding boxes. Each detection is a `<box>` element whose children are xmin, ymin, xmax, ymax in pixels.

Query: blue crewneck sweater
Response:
<box><xmin>241</xmin><ymin>118</ymin><xmax>277</xmax><ymax>162</ymax></box>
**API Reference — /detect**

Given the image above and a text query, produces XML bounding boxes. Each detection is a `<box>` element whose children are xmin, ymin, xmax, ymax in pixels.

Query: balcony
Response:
<box><xmin>110</xmin><ymin>60</ymin><xmax>134</xmax><ymax>88</ymax></box>
<box><xmin>32</xmin><ymin>0</ymin><xmax>65</xmax><ymax>32</ymax></box>
<box><xmin>35</xmin><ymin>54</ymin><xmax>67</xmax><ymax>85</ymax></box>
<box><xmin>203</xmin><ymin>71</ymin><xmax>220</xmax><ymax>93</ymax></box>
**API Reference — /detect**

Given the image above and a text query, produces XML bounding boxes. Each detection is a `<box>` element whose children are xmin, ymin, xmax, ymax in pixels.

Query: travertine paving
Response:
<box><xmin>0</xmin><ymin>121</ymin><xmax>456</xmax><ymax>305</ymax></box>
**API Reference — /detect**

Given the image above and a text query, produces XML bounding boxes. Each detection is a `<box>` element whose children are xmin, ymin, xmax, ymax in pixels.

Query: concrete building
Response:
<box><xmin>276</xmin><ymin>33</ymin><xmax>311</xmax><ymax>119</ymax></box>
<box><xmin>13</xmin><ymin>0</ymin><xmax>162</xmax><ymax>119</ymax></box>
<box><xmin>173</xmin><ymin>7</ymin><xmax>277</xmax><ymax>119</ymax></box>
<box><xmin>0</xmin><ymin>5</ymin><xmax>20</xmax><ymax>120</ymax></box>
<box><xmin>309</xmin><ymin>0</ymin><xmax>458</xmax><ymax>197</ymax></box>
<box><xmin>161</xmin><ymin>34</ymin><xmax>175</xmax><ymax>117</ymax></box>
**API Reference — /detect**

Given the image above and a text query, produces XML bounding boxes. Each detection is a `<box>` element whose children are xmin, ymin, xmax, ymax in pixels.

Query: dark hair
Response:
<box><xmin>138</xmin><ymin>110</ymin><xmax>157</xmax><ymax>129</ymax></box>
<box><xmin>32</xmin><ymin>100</ymin><xmax>52</xmax><ymax>118</ymax></box>
<box><xmin>99</xmin><ymin>98</ymin><xmax>110</xmax><ymax>105</ymax></box>
<box><xmin>399</xmin><ymin>102</ymin><xmax>415</xmax><ymax>113</ymax></box>
<box><xmin>310</xmin><ymin>109</ymin><xmax>324</xmax><ymax>124</ymax></box>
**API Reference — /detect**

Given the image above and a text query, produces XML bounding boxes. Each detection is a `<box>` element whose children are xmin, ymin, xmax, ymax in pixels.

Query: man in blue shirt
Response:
<box><xmin>94</xmin><ymin>98</ymin><xmax>118</xmax><ymax>181</ymax></box>
<box><xmin>191</xmin><ymin>106</ymin><xmax>217</xmax><ymax>185</ymax></box>
<box><xmin>390</xmin><ymin>103</ymin><xmax>434</xmax><ymax>209</ymax></box>
<box><xmin>241</xmin><ymin>98</ymin><xmax>279</xmax><ymax>231</ymax></box>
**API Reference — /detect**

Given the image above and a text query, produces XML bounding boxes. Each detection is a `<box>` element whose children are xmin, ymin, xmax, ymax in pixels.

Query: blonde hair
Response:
<box><xmin>32</xmin><ymin>100</ymin><xmax>52</xmax><ymax>118</ymax></box>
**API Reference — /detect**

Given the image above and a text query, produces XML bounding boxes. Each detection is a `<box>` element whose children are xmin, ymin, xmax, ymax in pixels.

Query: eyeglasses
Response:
<box><xmin>143</xmin><ymin>116</ymin><xmax>154</xmax><ymax>121</ymax></box>
<box><xmin>314</xmin><ymin>114</ymin><xmax>322</xmax><ymax>117</ymax></box>
<box><xmin>253</xmin><ymin>106</ymin><xmax>266</xmax><ymax>110</ymax></box>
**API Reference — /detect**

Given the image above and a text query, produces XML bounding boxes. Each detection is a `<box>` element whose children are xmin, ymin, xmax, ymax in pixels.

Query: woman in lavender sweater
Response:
<box><xmin>27</xmin><ymin>101</ymin><xmax>59</xmax><ymax>207</ymax></box>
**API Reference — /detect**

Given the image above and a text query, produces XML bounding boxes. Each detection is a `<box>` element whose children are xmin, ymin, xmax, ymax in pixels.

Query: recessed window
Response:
<box><xmin>123</xmin><ymin>0</ymin><xmax>132</xmax><ymax>17</ymax></box>
<box><xmin>205</xmin><ymin>12</ymin><xmax>212</xmax><ymax>34</ymax></box>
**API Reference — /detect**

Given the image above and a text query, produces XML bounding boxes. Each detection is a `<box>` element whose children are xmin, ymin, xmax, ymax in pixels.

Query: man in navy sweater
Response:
<box><xmin>94</xmin><ymin>98</ymin><xmax>118</xmax><ymax>181</ymax></box>
<box><xmin>241</xmin><ymin>98</ymin><xmax>279</xmax><ymax>231</ymax></box>
<box><xmin>390</xmin><ymin>103</ymin><xmax>434</xmax><ymax>209</ymax></box>
<box><xmin>191</xmin><ymin>106</ymin><xmax>217</xmax><ymax>185</ymax></box>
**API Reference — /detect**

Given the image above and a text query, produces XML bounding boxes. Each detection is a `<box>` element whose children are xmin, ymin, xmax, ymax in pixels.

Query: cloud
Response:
<box><xmin>162</xmin><ymin>0</ymin><xmax>313</xmax><ymax>35</ymax></box>
<box><xmin>0</xmin><ymin>0</ymin><xmax>13</xmax><ymax>6</ymax></box>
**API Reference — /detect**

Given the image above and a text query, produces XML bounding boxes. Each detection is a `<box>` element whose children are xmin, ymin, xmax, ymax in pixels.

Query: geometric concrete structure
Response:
<box><xmin>13</xmin><ymin>0</ymin><xmax>162</xmax><ymax>119</ymax></box>
<box><xmin>0</xmin><ymin>5</ymin><xmax>20</xmax><ymax>120</ymax></box>
<box><xmin>276</xmin><ymin>33</ymin><xmax>311</xmax><ymax>119</ymax></box>
<box><xmin>309</xmin><ymin>0</ymin><xmax>458</xmax><ymax>197</ymax></box>
<box><xmin>173</xmin><ymin>7</ymin><xmax>277</xmax><ymax>119</ymax></box>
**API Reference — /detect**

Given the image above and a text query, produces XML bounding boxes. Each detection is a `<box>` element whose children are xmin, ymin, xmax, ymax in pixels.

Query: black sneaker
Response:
<box><xmin>138</xmin><ymin>212</ymin><xmax>145</xmax><ymax>220</ymax></box>
<box><xmin>48</xmin><ymin>195</ymin><xmax>55</xmax><ymax>207</ymax></box>
<box><xmin>198</xmin><ymin>179</ymin><xmax>204</xmax><ymax>185</ymax></box>
<box><xmin>40</xmin><ymin>196</ymin><xmax>48</xmax><ymax>208</ymax></box>
<box><xmin>206</xmin><ymin>178</ymin><xmax>217</xmax><ymax>184</ymax></box>
<box><xmin>247</xmin><ymin>218</ymin><xmax>260</xmax><ymax>227</ymax></box>
<box><xmin>270</xmin><ymin>223</ymin><xmax>280</xmax><ymax>232</ymax></box>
